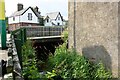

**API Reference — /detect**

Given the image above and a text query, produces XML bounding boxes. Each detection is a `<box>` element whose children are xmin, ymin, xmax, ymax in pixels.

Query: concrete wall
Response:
<box><xmin>68</xmin><ymin>1</ymin><xmax>120</xmax><ymax>77</ymax></box>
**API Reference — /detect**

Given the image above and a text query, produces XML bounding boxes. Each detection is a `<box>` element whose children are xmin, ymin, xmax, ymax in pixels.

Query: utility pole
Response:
<box><xmin>0</xmin><ymin>0</ymin><xmax>6</xmax><ymax>49</ymax></box>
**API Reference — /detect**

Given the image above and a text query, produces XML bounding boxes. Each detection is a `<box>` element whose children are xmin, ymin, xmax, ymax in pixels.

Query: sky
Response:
<box><xmin>5</xmin><ymin>0</ymin><xmax>68</xmax><ymax>20</ymax></box>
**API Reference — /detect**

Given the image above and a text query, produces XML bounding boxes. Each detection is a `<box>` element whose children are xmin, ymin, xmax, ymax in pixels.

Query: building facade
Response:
<box><xmin>44</xmin><ymin>12</ymin><xmax>64</xmax><ymax>26</ymax></box>
<box><xmin>8</xmin><ymin>4</ymin><xmax>41</xmax><ymax>31</ymax></box>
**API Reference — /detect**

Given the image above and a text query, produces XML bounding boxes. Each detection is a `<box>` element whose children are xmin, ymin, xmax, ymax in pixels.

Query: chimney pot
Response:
<box><xmin>17</xmin><ymin>3</ymin><xmax>23</xmax><ymax>11</ymax></box>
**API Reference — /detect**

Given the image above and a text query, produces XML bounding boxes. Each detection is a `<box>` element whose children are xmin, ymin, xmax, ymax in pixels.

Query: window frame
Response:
<box><xmin>28</xmin><ymin>13</ymin><xmax>32</xmax><ymax>20</ymax></box>
<box><xmin>47</xmin><ymin>19</ymin><xmax>49</xmax><ymax>23</ymax></box>
<box><xmin>58</xmin><ymin>17</ymin><xmax>60</xmax><ymax>20</ymax></box>
<box><xmin>13</xmin><ymin>17</ymin><xmax>15</xmax><ymax>21</ymax></box>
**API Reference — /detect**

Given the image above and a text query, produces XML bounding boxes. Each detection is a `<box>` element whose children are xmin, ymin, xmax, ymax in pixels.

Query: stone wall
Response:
<box><xmin>68</xmin><ymin>1</ymin><xmax>120</xmax><ymax>77</ymax></box>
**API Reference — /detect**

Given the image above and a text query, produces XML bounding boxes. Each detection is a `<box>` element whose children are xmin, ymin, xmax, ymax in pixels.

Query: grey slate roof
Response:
<box><xmin>9</xmin><ymin>7</ymin><xmax>41</xmax><ymax>18</ymax></box>
<box><xmin>10</xmin><ymin>8</ymin><xmax>28</xmax><ymax>17</ymax></box>
<box><xmin>45</xmin><ymin>12</ymin><xmax>60</xmax><ymax>20</ymax></box>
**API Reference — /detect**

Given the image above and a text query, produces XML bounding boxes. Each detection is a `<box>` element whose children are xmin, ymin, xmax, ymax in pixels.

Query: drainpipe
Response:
<box><xmin>73</xmin><ymin>0</ymin><xmax>76</xmax><ymax>50</ymax></box>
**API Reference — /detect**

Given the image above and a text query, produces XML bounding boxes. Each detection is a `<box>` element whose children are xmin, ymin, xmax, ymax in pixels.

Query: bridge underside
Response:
<box><xmin>32</xmin><ymin>37</ymin><xmax>64</xmax><ymax>71</ymax></box>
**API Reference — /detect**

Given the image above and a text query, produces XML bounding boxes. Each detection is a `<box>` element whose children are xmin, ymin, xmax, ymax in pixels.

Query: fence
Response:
<box><xmin>25</xmin><ymin>26</ymin><xmax>64</xmax><ymax>37</ymax></box>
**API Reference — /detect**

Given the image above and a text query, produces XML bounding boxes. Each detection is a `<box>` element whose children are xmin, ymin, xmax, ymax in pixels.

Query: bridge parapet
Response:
<box><xmin>25</xmin><ymin>26</ymin><xmax>64</xmax><ymax>37</ymax></box>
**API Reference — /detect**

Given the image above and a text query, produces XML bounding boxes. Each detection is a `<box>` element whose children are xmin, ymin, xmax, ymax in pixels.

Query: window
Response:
<box><xmin>58</xmin><ymin>17</ymin><xmax>60</xmax><ymax>20</ymax></box>
<box><xmin>47</xmin><ymin>19</ymin><xmax>49</xmax><ymax>23</ymax></box>
<box><xmin>28</xmin><ymin>13</ymin><xmax>32</xmax><ymax>20</ymax></box>
<box><xmin>57</xmin><ymin>23</ymin><xmax>60</xmax><ymax>26</ymax></box>
<box><xmin>13</xmin><ymin>17</ymin><xmax>15</xmax><ymax>21</ymax></box>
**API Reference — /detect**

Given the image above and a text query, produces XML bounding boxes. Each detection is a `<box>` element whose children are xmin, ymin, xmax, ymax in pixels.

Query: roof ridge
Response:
<box><xmin>46</xmin><ymin>11</ymin><xmax>60</xmax><ymax>14</ymax></box>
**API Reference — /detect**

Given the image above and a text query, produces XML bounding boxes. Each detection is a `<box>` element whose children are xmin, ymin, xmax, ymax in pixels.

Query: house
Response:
<box><xmin>8</xmin><ymin>4</ymin><xmax>42</xmax><ymax>31</ymax></box>
<box><xmin>44</xmin><ymin>12</ymin><xmax>64</xmax><ymax>26</ymax></box>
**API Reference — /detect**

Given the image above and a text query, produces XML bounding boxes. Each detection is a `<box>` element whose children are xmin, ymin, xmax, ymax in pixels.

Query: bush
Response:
<box><xmin>46</xmin><ymin>43</ymin><xmax>112</xmax><ymax>79</ymax></box>
<box><xmin>22</xmin><ymin>40</ymin><xmax>43</xmax><ymax>79</ymax></box>
<box><xmin>21</xmin><ymin>40</ymin><xmax>112</xmax><ymax>80</ymax></box>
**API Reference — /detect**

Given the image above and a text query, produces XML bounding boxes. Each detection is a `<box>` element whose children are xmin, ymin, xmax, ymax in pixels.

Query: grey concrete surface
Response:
<box><xmin>68</xmin><ymin>1</ymin><xmax>120</xmax><ymax>77</ymax></box>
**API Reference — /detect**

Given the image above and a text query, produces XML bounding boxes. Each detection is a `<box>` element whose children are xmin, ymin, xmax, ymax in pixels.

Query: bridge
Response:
<box><xmin>12</xmin><ymin>26</ymin><xmax>64</xmax><ymax>40</ymax></box>
<box><xmin>11</xmin><ymin>26</ymin><xmax>65</xmax><ymax>62</ymax></box>
<box><xmin>0</xmin><ymin>0</ymin><xmax>65</xmax><ymax>79</ymax></box>
<box><xmin>5</xmin><ymin>26</ymin><xmax>65</xmax><ymax>79</ymax></box>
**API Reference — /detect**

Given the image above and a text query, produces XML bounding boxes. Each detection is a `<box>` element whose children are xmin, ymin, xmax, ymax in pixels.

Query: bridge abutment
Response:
<box><xmin>69</xmin><ymin>1</ymin><xmax>120</xmax><ymax>77</ymax></box>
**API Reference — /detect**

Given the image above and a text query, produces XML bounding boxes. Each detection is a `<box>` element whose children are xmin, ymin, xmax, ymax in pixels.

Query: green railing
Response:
<box><xmin>11</xmin><ymin>28</ymin><xmax>26</xmax><ymax>67</ymax></box>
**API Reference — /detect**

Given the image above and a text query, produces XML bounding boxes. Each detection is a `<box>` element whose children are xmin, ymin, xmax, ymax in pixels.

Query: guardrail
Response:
<box><xmin>25</xmin><ymin>26</ymin><xmax>64</xmax><ymax>37</ymax></box>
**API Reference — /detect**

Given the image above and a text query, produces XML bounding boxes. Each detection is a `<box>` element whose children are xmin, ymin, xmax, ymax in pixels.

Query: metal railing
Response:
<box><xmin>11</xmin><ymin>28</ymin><xmax>26</xmax><ymax>67</ymax></box>
<box><xmin>25</xmin><ymin>26</ymin><xmax>64</xmax><ymax>37</ymax></box>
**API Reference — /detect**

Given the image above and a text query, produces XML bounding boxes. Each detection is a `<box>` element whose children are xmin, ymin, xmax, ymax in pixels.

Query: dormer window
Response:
<box><xmin>47</xmin><ymin>19</ymin><xmax>49</xmax><ymax>23</ymax></box>
<box><xmin>28</xmin><ymin>13</ymin><xmax>32</xmax><ymax>20</ymax></box>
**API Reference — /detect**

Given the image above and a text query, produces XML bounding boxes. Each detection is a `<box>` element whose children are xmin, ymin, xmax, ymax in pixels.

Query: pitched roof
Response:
<box><xmin>46</xmin><ymin>12</ymin><xmax>60</xmax><ymax>20</ymax></box>
<box><xmin>10</xmin><ymin>8</ymin><xmax>28</xmax><ymax>17</ymax></box>
<box><xmin>33</xmin><ymin>10</ymin><xmax>41</xmax><ymax>18</ymax></box>
<box><xmin>9</xmin><ymin>7</ymin><xmax>41</xmax><ymax>18</ymax></box>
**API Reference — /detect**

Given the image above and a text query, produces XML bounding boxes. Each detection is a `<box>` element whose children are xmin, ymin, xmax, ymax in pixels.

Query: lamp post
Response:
<box><xmin>0</xmin><ymin>0</ymin><xmax>6</xmax><ymax>49</ymax></box>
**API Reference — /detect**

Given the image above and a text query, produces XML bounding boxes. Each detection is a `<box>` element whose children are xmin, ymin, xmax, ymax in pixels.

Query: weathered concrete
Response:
<box><xmin>68</xmin><ymin>1</ymin><xmax>120</xmax><ymax>77</ymax></box>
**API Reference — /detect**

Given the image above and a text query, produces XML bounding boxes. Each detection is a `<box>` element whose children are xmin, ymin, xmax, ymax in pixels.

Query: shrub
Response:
<box><xmin>46</xmin><ymin>43</ymin><xmax>112</xmax><ymax>79</ymax></box>
<box><xmin>22</xmin><ymin>40</ymin><xmax>35</xmax><ymax>61</ymax></box>
<box><xmin>22</xmin><ymin>40</ymin><xmax>42</xmax><ymax>79</ymax></box>
<box><xmin>93</xmin><ymin>62</ymin><xmax>112</xmax><ymax>79</ymax></box>
<box><xmin>21</xmin><ymin>40</ymin><xmax>112</xmax><ymax>80</ymax></box>
<box><xmin>61</xmin><ymin>28</ymin><xmax>68</xmax><ymax>42</ymax></box>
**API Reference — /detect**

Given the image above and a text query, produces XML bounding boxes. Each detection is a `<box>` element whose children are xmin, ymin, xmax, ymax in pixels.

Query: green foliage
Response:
<box><xmin>22</xmin><ymin>40</ymin><xmax>112</xmax><ymax>80</ymax></box>
<box><xmin>6</xmin><ymin>17</ymin><xmax>8</xmax><ymax>28</ymax></box>
<box><xmin>61</xmin><ymin>28</ymin><xmax>68</xmax><ymax>42</ymax></box>
<box><xmin>45</xmin><ymin>70</ymin><xmax>57</xmax><ymax>79</ymax></box>
<box><xmin>38</xmin><ymin>18</ymin><xmax>44</xmax><ymax>26</ymax></box>
<box><xmin>93</xmin><ymin>62</ymin><xmax>112</xmax><ymax>79</ymax></box>
<box><xmin>22</xmin><ymin>40</ymin><xmax>42</xmax><ymax>79</ymax></box>
<box><xmin>47</xmin><ymin>43</ymin><xmax>112</xmax><ymax>79</ymax></box>
<box><xmin>22</xmin><ymin>40</ymin><xmax>35</xmax><ymax>61</ymax></box>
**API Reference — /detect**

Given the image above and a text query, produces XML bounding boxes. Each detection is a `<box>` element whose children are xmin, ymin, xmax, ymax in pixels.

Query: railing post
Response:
<box><xmin>23</xmin><ymin>28</ymin><xmax>27</xmax><ymax>43</ymax></box>
<box><xmin>21</xmin><ymin>29</ymin><xmax>23</xmax><ymax>45</ymax></box>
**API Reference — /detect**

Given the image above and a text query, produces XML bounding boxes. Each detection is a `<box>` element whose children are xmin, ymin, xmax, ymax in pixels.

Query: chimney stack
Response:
<box><xmin>34</xmin><ymin>6</ymin><xmax>39</xmax><ymax>12</ymax></box>
<box><xmin>17</xmin><ymin>3</ymin><xmax>23</xmax><ymax>11</ymax></box>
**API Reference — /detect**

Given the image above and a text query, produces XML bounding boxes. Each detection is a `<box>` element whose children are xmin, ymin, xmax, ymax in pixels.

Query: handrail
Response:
<box><xmin>25</xmin><ymin>26</ymin><xmax>64</xmax><ymax>37</ymax></box>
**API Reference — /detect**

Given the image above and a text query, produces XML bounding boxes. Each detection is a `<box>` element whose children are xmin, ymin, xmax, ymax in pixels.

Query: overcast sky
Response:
<box><xmin>5</xmin><ymin>0</ymin><xmax>68</xmax><ymax>20</ymax></box>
